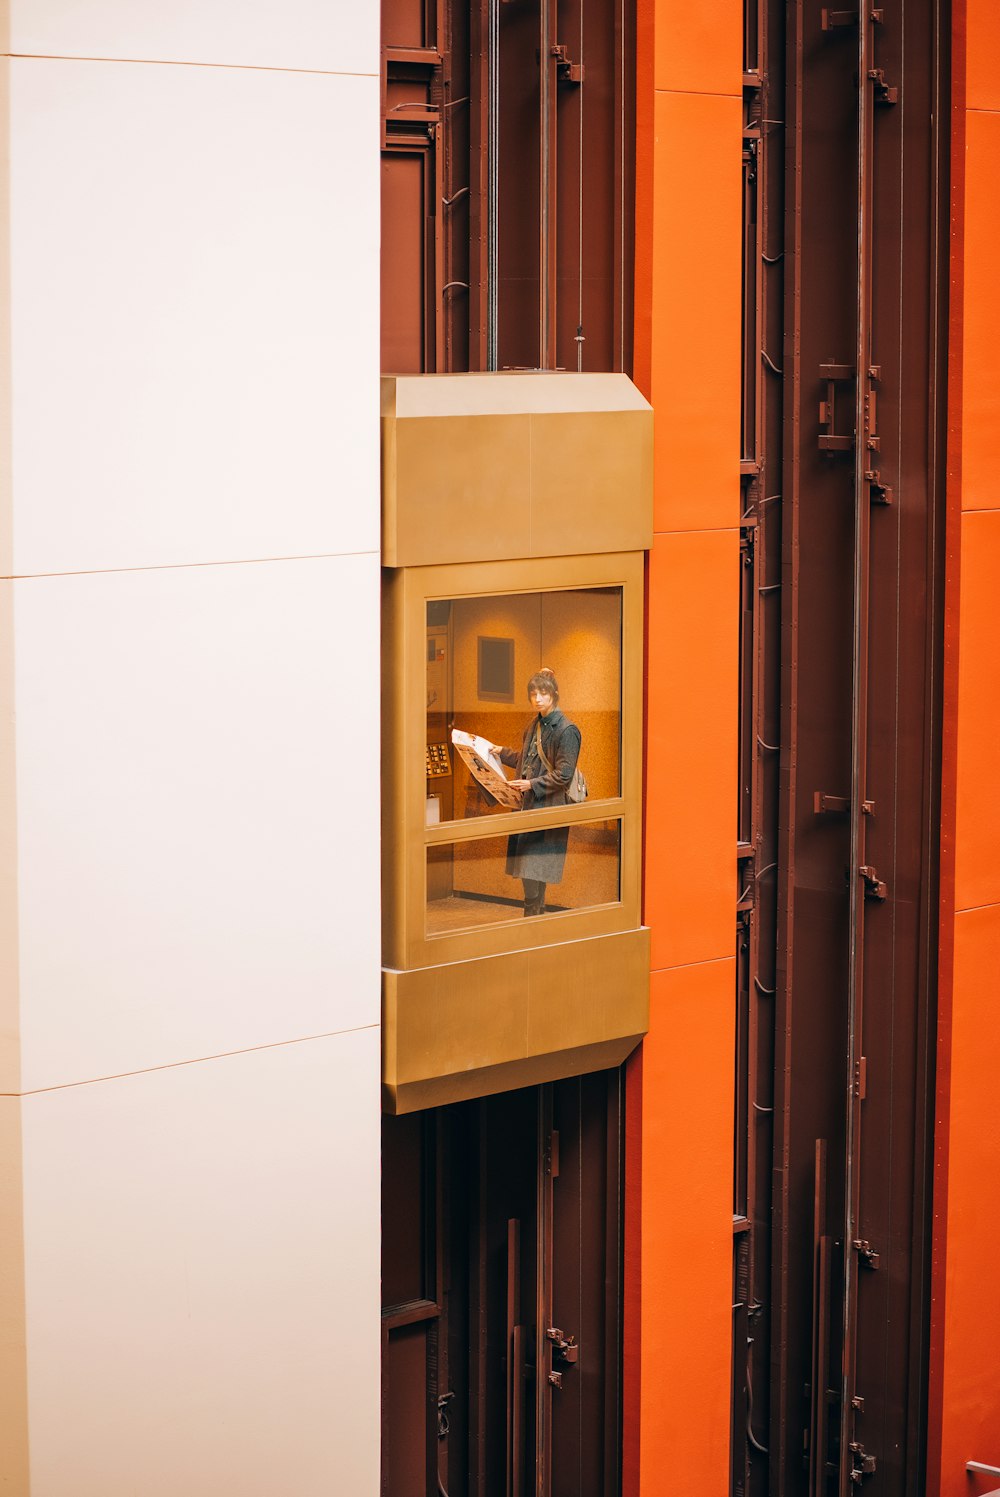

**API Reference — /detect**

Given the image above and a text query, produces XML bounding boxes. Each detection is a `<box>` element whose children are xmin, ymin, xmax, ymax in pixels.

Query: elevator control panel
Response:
<box><xmin>426</xmin><ymin>743</ymin><xmax>451</xmax><ymax>778</ymax></box>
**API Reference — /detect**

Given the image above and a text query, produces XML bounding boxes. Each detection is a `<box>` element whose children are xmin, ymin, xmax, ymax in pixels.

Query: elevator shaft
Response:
<box><xmin>736</xmin><ymin>1</ymin><xmax>948</xmax><ymax>1492</ymax></box>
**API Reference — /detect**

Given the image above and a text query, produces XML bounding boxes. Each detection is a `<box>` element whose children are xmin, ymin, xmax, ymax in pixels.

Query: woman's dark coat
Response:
<box><xmin>498</xmin><ymin>709</ymin><xmax>582</xmax><ymax>885</ymax></box>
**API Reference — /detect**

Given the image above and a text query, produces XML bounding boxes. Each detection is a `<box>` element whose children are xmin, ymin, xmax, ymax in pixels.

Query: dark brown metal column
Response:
<box><xmin>763</xmin><ymin>1</ymin><xmax>948</xmax><ymax>1493</ymax></box>
<box><xmin>735</xmin><ymin>0</ymin><xmax>785</xmax><ymax>1487</ymax></box>
<box><xmin>839</xmin><ymin>10</ymin><xmax>879</xmax><ymax>1490</ymax></box>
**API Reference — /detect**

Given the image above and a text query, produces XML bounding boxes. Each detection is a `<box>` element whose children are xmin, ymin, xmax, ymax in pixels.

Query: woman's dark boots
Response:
<box><xmin>522</xmin><ymin>880</ymin><xmax>546</xmax><ymax>917</ymax></box>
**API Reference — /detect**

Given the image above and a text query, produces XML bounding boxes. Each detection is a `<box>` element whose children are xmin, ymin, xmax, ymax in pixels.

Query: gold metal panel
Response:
<box><xmin>390</xmin><ymin>415</ymin><xmax>532</xmax><ymax>568</ymax></box>
<box><xmin>383</xmin><ymin>927</ymin><xmax>650</xmax><ymax>1113</ymax></box>
<box><xmin>382</xmin><ymin>373</ymin><xmax>653</xmax><ymax>568</ymax></box>
<box><xmin>380</xmin><ymin>568</ymin><xmax>408</xmax><ymax>972</ymax></box>
<box><xmin>528</xmin><ymin>411</ymin><xmax>653</xmax><ymax>559</ymax></box>
<box><xmin>381</xmin><ymin>552</ymin><xmax>645</xmax><ymax>972</ymax></box>
<box><xmin>387</xmin><ymin>1043</ymin><xmax>642</xmax><ymax>1115</ymax></box>
<box><xmin>389</xmin><ymin>370</ymin><xmax>650</xmax><ymax>419</ymax></box>
<box><xmin>525</xmin><ymin>925</ymin><xmax>649</xmax><ymax>1057</ymax></box>
<box><xmin>388</xmin><ymin>951</ymin><xmax>534</xmax><ymax>1081</ymax></box>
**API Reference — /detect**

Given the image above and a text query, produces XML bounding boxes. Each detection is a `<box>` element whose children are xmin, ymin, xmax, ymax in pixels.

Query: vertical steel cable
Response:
<box><xmin>487</xmin><ymin>0</ymin><xmax>500</xmax><ymax>369</ymax></box>
<box><xmin>540</xmin><ymin>0</ymin><xmax>553</xmax><ymax>367</ymax></box>
<box><xmin>618</xmin><ymin>0</ymin><xmax>627</xmax><ymax>370</ymax></box>
<box><xmin>576</xmin><ymin>0</ymin><xmax>585</xmax><ymax>371</ymax></box>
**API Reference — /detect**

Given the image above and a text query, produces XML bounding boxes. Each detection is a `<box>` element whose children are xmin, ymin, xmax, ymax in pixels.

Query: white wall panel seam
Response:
<box><xmin>2</xmin><ymin>548</ymin><xmax>382</xmax><ymax>582</ymax></box>
<box><xmin>13</xmin><ymin>1021</ymin><xmax>383</xmax><ymax>1098</ymax></box>
<box><xmin>7</xmin><ymin>53</ymin><xmax>378</xmax><ymax>79</ymax></box>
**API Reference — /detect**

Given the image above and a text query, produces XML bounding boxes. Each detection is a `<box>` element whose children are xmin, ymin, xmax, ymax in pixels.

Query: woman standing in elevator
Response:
<box><xmin>498</xmin><ymin>668</ymin><xmax>583</xmax><ymax>916</ymax></box>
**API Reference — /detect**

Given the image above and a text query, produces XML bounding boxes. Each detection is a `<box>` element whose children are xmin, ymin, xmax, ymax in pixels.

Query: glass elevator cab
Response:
<box><xmin>381</xmin><ymin>371</ymin><xmax>652</xmax><ymax>1115</ymax></box>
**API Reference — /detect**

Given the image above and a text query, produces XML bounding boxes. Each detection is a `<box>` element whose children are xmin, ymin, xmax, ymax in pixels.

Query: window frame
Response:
<box><xmin>383</xmin><ymin>552</ymin><xmax>644</xmax><ymax>971</ymax></box>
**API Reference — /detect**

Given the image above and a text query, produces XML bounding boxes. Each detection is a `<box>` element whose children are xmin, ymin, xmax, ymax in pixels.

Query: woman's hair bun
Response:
<box><xmin>526</xmin><ymin>666</ymin><xmax>560</xmax><ymax>703</ymax></box>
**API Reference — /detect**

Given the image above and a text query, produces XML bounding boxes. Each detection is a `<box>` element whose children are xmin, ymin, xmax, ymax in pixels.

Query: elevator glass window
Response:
<box><xmin>426</xmin><ymin>819</ymin><xmax>622</xmax><ymax>935</ymax></box>
<box><xmin>425</xmin><ymin>586</ymin><xmax>622</xmax><ymax>827</ymax></box>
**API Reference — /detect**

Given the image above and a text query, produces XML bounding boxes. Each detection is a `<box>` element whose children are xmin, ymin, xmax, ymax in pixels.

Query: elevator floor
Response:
<box><xmin>426</xmin><ymin>892</ymin><xmax>524</xmax><ymax>935</ymax></box>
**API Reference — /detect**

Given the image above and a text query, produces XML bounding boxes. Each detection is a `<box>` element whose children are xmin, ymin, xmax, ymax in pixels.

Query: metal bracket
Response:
<box><xmin>859</xmin><ymin>865</ymin><xmax>887</xmax><ymax>901</ymax></box>
<box><xmin>863</xmin><ymin>368</ymin><xmax>879</xmax><ymax>451</ymax></box>
<box><xmin>821</xmin><ymin>6</ymin><xmax>883</xmax><ymax>25</ymax></box>
<box><xmin>546</xmin><ymin>1326</ymin><xmax>580</xmax><ymax>1365</ymax></box>
<box><xmin>546</xmin><ymin>1129</ymin><xmax>560</xmax><ymax>1179</ymax></box>
<box><xmin>814</xmin><ymin>793</ymin><xmax>875</xmax><ymax>816</ymax></box>
<box><xmin>853</xmin><ymin>1056</ymin><xmax>867</xmax><ymax>1100</ymax></box>
<box><xmin>849</xmin><ymin>1442</ymin><xmax>878</xmax><ymax>1482</ymax></box>
<box><xmin>821</xmin><ymin>7</ymin><xmax>858</xmax><ymax>26</ymax></box>
<box><xmin>860</xmin><ymin>366</ymin><xmax>893</xmax><ymax>493</ymax></box>
<box><xmin>437</xmin><ymin>1390</ymin><xmax>454</xmax><ymax>1439</ymax></box>
<box><xmin>819</xmin><ymin>362</ymin><xmax>854</xmax><ymax>452</ymax></box>
<box><xmin>380</xmin><ymin>47</ymin><xmax>444</xmax><ymax>150</ymax></box>
<box><xmin>868</xmin><ymin>67</ymin><xmax>898</xmax><ymax>104</ymax></box>
<box><xmin>551</xmin><ymin>44</ymin><xmax>585</xmax><ymax>84</ymax></box>
<box><xmin>853</xmin><ymin>1239</ymin><xmax>881</xmax><ymax>1270</ymax></box>
<box><xmin>864</xmin><ymin>468</ymin><xmax>893</xmax><ymax>505</ymax></box>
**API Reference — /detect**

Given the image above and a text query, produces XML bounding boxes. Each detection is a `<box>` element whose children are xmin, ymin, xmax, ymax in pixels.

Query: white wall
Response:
<box><xmin>1</xmin><ymin>7</ymin><xmax>381</xmax><ymax>1492</ymax></box>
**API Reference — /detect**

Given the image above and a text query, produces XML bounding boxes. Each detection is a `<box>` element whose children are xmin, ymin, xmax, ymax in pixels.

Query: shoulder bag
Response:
<box><xmin>534</xmin><ymin>721</ymin><xmax>588</xmax><ymax>804</ymax></box>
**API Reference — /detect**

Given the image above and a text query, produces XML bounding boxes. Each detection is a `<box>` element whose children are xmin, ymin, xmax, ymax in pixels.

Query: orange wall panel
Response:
<box><xmin>953</xmin><ymin>511</ymin><xmax>1000</xmax><ymax>912</ymax></box>
<box><xmin>645</xmin><ymin>530</ymin><xmax>738</xmax><ymax>971</ymax></box>
<box><xmin>959</xmin><ymin>112</ymin><xmax>1000</xmax><ymax>512</ymax></box>
<box><xmin>632</xmin><ymin>3</ymin><xmax>743</xmax><ymax>1490</ymax></box>
<box><xmin>649</xmin><ymin>90</ymin><xmax>743</xmax><ymax>535</ymax></box>
<box><xmin>966</xmin><ymin>0</ymin><xmax>1000</xmax><ymax>110</ymax></box>
<box><xmin>640</xmin><ymin>959</ymin><xmax>735</xmax><ymax>1494</ymax></box>
<box><xmin>930</xmin><ymin>14</ymin><xmax>1000</xmax><ymax>1489</ymax></box>
<box><xmin>936</xmin><ymin>904</ymin><xmax>1000</xmax><ymax>1495</ymax></box>
<box><xmin>653</xmin><ymin>0</ymin><xmax>743</xmax><ymax>97</ymax></box>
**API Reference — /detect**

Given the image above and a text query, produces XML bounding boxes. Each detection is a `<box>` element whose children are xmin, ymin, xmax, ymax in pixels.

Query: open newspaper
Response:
<box><xmin>450</xmin><ymin>729</ymin><xmax>524</xmax><ymax>810</ymax></box>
